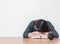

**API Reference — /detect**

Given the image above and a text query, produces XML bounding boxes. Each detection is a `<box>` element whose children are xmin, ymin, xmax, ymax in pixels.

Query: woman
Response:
<box><xmin>23</xmin><ymin>19</ymin><xmax>59</xmax><ymax>40</ymax></box>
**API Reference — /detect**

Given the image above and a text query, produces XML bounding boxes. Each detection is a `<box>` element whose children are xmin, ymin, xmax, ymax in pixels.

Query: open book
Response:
<box><xmin>31</xmin><ymin>35</ymin><xmax>48</xmax><ymax>39</ymax></box>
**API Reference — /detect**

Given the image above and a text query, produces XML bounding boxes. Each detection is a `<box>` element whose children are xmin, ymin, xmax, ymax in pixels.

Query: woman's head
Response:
<box><xmin>34</xmin><ymin>19</ymin><xmax>50</xmax><ymax>32</ymax></box>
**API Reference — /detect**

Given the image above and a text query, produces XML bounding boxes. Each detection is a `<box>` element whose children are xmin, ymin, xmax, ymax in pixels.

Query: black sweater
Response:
<box><xmin>23</xmin><ymin>21</ymin><xmax>59</xmax><ymax>38</ymax></box>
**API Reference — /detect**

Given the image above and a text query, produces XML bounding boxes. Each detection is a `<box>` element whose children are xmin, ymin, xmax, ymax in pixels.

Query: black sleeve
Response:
<box><xmin>47</xmin><ymin>21</ymin><xmax>59</xmax><ymax>38</ymax></box>
<box><xmin>23</xmin><ymin>21</ymin><xmax>34</xmax><ymax>38</ymax></box>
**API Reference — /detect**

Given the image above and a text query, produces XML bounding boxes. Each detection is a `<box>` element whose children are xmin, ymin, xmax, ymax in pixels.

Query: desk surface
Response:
<box><xmin>0</xmin><ymin>37</ymin><xmax>60</xmax><ymax>44</ymax></box>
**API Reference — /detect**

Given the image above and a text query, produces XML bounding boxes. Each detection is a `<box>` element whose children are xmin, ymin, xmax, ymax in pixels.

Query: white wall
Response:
<box><xmin>0</xmin><ymin>0</ymin><xmax>60</xmax><ymax>37</ymax></box>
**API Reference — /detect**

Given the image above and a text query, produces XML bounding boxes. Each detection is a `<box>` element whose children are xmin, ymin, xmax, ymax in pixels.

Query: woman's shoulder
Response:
<box><xmin>46</xmin><ymin>21</ymin><xmax>52</xmax><ymax>25</ymax></box>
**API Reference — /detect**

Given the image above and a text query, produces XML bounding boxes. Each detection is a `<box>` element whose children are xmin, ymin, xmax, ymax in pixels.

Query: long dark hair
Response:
<box><xmin>33</xmin><ymin>19</ymin><xmax>50</xmax><ymax>32</ymax></box>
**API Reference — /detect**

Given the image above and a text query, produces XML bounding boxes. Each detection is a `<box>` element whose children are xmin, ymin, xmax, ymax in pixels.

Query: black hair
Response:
<box><xmin>34</xmin><ymin>19</ymin><xmax>50</xmax><ymax>32</ymax></box>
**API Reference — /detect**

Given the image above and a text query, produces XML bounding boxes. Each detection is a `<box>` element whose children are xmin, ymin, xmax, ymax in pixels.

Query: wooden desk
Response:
<box><xmin>0</xmin><ymin>37</ymin><xmax>60</xmax><ymax>44</ymax></box>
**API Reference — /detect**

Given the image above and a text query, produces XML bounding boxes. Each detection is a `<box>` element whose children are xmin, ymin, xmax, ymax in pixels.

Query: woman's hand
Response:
<box><xmin>28</xmin><ymin>31</ymin><xmax>41</xmax><ymax>38</ymax></box>
<box><xmin>28</xmin><ymin>31</ymin><xmax>49</xmax><ymax>38</ymax></box>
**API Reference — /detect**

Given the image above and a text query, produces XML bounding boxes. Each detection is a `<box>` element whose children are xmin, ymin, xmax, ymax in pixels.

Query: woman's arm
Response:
<box><xmin>47</xmin><ymin>21</ymin><xmax>59</xmax><ymax>38</ymax></box>
<box><xmin>23</xmin><ymin>21</ymin><xmax>34</xmax><ymax>38</ymax></box>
